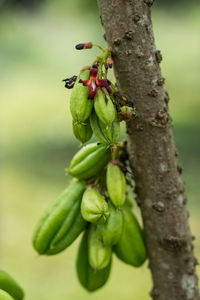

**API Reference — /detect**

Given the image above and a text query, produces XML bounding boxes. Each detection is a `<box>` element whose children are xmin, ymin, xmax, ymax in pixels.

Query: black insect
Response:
<box><xmin>62</xmin><ymin>75</ymin><xmax>77</xmax><ymax>89</ymax></box>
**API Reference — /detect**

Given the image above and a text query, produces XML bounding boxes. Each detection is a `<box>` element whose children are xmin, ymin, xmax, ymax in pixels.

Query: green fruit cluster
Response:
<box><xmin>70</xmin><ymin>70</ymin><xmax>120</xmax><ymax>146</ymax></box>
<box><xmin>33</xmin><ymin>153</ymin><xmax>147</xmax><ymax>291</ymax></box>
<box><xmin>32</xmin><ymin>45</ymin><xmax>147</xmax><ymax>293</ymax></box>
<box><xmin>0</xmin><ymin>270</ymin><xmax>24</xmax><ymax>300</ymax></box>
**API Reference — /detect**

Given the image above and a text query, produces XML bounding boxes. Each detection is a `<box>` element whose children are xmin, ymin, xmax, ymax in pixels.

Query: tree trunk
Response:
<box><xmin>97</xmin><ymin>1</ymin><xmax>199</xmax><ymax>299</ymax></box>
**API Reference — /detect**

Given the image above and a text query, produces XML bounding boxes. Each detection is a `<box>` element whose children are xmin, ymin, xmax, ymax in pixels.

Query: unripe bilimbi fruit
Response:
<box><xmin>70</xmin><ymin>70</ymin><xmax>93</xmax><ymax>122</ymax></box>
<box><xmin>76</xmin><ymin>231</ymin><xmax>111</xmax><ymax>292</ymax></box>
<box><xmin>0</xmin><ymin>270</ymin><xmax>24</xmax><ymax>300</ymax></box>
<box><xmin>72</xmin><ymin>119</ymin><xmax>93</xmax><ymax>144</ymax></box>
<box><xmin>32</xmin><ymin>181</ymin><xmax>86</xmax><ymax>255</ymax></box>
<box><xmin>94</xmin><ymin>89</ymin><xmax>115</xmax><ymax>125</ymax></box>
<box><xmin>69</xmin><ymin>143</ymin><xmax>111</xmax><ymax>180</ymax></box>
<box><xmin>88</xmin><ymin>224</ymin><xmax>112</xmax><ymax>270</ymax></box>
<box><xmin>81</xmin><ymin>186</ymin><xmax>109</xmax><ymax>224</ymax></box>
<box><xmin>90</xmin><ymin>111</ymin><xmax>120</xmax><ymax>146</ymax></box>
<box><xmin>98</xmin><ymin>201</ymin><xmax>123</xmax><ymax>246</ymax></box>
<box><xmin>106</xmin><ymin>162</ymin><xmax>126</xmax><ymax>207</ymax></box>
<box><xmin>113</xmin><ymin>206</ymin><xmax>147</xmax><ymax>267</ymax></box>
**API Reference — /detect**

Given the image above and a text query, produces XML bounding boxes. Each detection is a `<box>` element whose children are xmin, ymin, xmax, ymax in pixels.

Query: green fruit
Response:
<box><xmin>90</xmin><ymin>111</ymin><xmax>108</xmax><ymax>144</ymax></box>
<box><xmin>0</xmin><ymin>270</ymin><xmax>24</xmax><ymax>300</ymax></box>
<box><xmin>72</xmin><ymin>119</ymin><xmax>93</xmax><ymax>144</ymax></box>
<box><xmin>113</xmin><ymin>206</ymin><xmax>147</xmax><ymax>267</ymax></box>
<box><xmin>32</xmin><ymin>181</ymin><xmax>86</xmax><ymax>255</ymax></box>
<box><xmin>88</xmin><ymin>225</ymin><xmax>112</xmax><ymax>270</ymax></box>
<box><xmin>69</xmin><ymin>143</ymin><xmax>111</xmax><ymax>180</ymax></box>
<box><xmin>98</xmin><ymin>202</ymin><xmax>123</xmax><ymax>246</ymax></box>
<box><xmin>90</xmin><ymin>111</ymin><xmax>120</xmax><ymax>146</ymax></box>
<box><xmin>81</xmin><ymin>186</ymin><xmax>109</xmax><ymax>224</ymax></box>
<box><xmin>125</xmin><ymin>197</ymin><xmax>134</xmax><ymax>208</ymax></box>
<box><xmin>106</xmin><ymin>162</ymin><xmax>126</xmax><ymax>207</ymax></box>
<box><xmin>0</xmin><ymin>290</ymin><xmax>15</xmax><ymax>300</ymax></box>
<box><xmin>125</xmin><ymin>184</ymin><xmax>135</xmax><ymax>208</ymax></box>
<box><xmin>100</xmin><ymin>118</ymin><xmax>120</xmax><ymax>146</ymax></box>
<box><xmin>70</xmin><ymin>70</ymin><xmax>93</xmax><ymax>122</ymax></box>
<box><xmin>94</xmin><ymin>90</ymin><xmax>115</xmax><ymax>125</ymax></box>
<box><xmin>76</xmin><ymin>232</ymin><xmax>111</xmax><ymax>292</ymax></box>
<box><xmin>46</xmin><ymin>210</ymin><xmax>87</xmax><ymax>255</ymax></box>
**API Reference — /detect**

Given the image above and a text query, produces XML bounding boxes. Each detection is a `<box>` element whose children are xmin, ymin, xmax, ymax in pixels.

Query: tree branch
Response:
<box><xmin>97</xmin><ymin>0</ymin><xmax>200</xmax><ymax>299</ymax></box>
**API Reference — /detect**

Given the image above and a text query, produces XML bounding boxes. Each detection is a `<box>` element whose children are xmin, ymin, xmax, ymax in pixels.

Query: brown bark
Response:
<box><xmin>97</xmin><ymin>1</ymin><xmax>199</xmax><ymax>299</ymax></box>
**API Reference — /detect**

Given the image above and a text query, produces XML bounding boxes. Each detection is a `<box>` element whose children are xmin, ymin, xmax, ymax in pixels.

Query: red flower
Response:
<box><xmin>79</xmin><ymin>68</ymin><xmax>111</xmax><ymax>99</ymax></box>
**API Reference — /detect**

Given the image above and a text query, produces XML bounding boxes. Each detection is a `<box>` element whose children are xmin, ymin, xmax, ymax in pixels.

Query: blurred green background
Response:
<box><xmin>1</xmin><ymin>0</ymin><xmax>200</xmax><ymax>299</ymax></box>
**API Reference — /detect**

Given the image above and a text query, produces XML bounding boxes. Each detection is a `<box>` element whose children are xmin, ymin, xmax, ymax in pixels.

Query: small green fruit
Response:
<box><xmin>81</xmin><ymin>186</ymin><xmax>109</xmax><ymax>224</ymax></box>
<box><xmin>106</xmin><ymin>162</ymin><xmax>126</xmax><ymax>207</ymax></box>
<box><xmin>72</xmin><ymin>119</ymin><xmax>93</xmax><ymax>144</ymax></box>
<box><xmin>76</xmin><ymin>231</ymin><xmax>111</xmax><ymax>292</ymax></box>
<box><xmin>113</xmin><ymin>206</ymin><xmax>147</xmax><ymax>267</ymax></box>
<box><xmin>88</xmin><ymin>224</ymin><xmax>112</xmax><ymax>270</ymax></box>
<box><xmin>94</xmin><ymin>90</ymin><xmax>115</xmax><ymax>125</ymax></box>
<box><xmin>0</xmin><ymin>270</ymin><xmax>24</xmax><ymax>300</ymax></box>
<box><xmin>98</xmin><ymin>202</ymin><xmax>123</xmax><ymax>246</ymax></box>
<box><xmin>69</xmin><ymin>143</ymin><xmax>111</xmax><ymax>180</ymax></box>
<box><xmin>90</xmin><ymin>111</ymin><xmax>120</xmax><ymax>146</ymax></box>
<box><xmin>70</xmin><ymin>70</ymin><xmax>93</xmax><ymax>122</ymax></box>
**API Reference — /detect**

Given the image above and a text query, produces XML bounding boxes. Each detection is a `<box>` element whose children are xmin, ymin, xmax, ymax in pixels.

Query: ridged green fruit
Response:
<box><xmin>125</xmin><ymin>185</ymin><xmax>134</xmax><ymax>208</ymax></box>
<box><xmin>81</xmin><ymin>186</ymin><xmax>109</xmax><ymax>224</ymax></box>
<box><xmin>0</xmin><ymin>270</ymin><xmax>24</xmax><ymax>300</ymax></box>
<box><xmin>0</xmin><ymin>290</ymin><xmax>15</xmax><ymax>300</ymax></box>
<box><xmin>125</xmin><ymin>197</ymin><xmax>134</xmax><ymax>208</ymax></box>
<box><xmin>72</xmin><ymin>119</ymin><xmax>93</xmax><ymax>144</ymax></box>
<box><xmin>32</xmin><ymin>181</ymin><xmax>86</xmax><ymax>255</ymax></box>
<box><xmin>94</xmin><ymin>90</ymin><xmax>115</xmax><ymax>125</ymax></box>
<box><xmin>76</xmin><ymin>232</ymin><xmax>111</xmax><ymax>292</ymax></box>
<box><xmin>88</xmin><ymin>225</ymin><xmax>112</xmax><ymax>270</ymax></box>
<box><xmin>46</xmin><ymin>210</ymin><xmax>87</xmax><ymax>255</ymax></box>
<box><xmin>69</xmin><ymin>143</ymin><xmax>111</xmax><ymax>180</ymax></box>
<box><xmin>90</xmin><ymin>111</ymin><xmax>120</xmax><ymax>146</ymax></box>
<box><xmin>106</xmin><ymin>162</ymin><xmax>126</xmax><ymax>207</ymax></box>
<box><xmin>113</xmin><ymin>206</ymin><xmax>147</xmax><ymax>267</ymax></box>
<box><xmin>98</xmin><ymin>202</ymin><xmax>123</xmax><ymax>246</ymax></box>
<box><xmin>70</xmin><ymin>70</ymin><xmax>93</xmax><ymax>122</ymax></box>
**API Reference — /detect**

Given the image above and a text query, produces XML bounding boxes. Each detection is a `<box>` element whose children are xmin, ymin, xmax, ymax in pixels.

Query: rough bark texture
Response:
<box><xmin>97</xmin><ymin>1</ymin><xmax>199</xmax><ymax>299</ymax></box>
